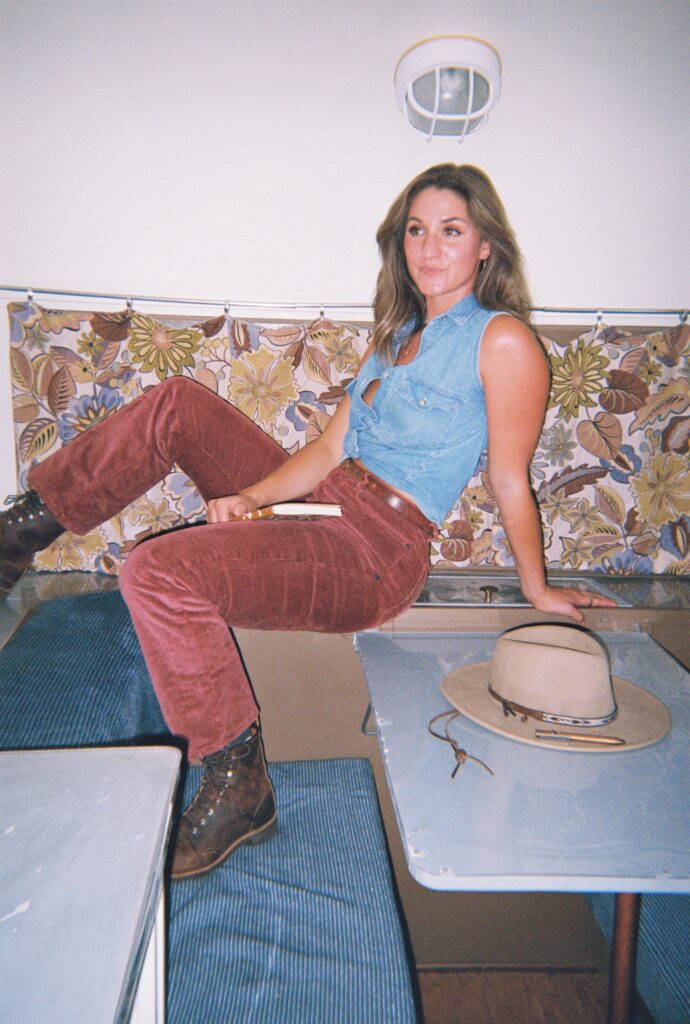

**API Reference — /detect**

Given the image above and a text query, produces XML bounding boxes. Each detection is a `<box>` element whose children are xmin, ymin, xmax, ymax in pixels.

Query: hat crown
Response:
<box><xmin>490</xmin><ymin>625</ymin><xmax>616</xmax><ymax>723</ymax></box>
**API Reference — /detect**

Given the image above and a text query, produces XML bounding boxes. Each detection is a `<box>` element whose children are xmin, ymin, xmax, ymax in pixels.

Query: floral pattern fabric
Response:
<box><xmin>6</xmin><ymin>301</ymin><xmax>690</xmax><ymax>576</ymax></box>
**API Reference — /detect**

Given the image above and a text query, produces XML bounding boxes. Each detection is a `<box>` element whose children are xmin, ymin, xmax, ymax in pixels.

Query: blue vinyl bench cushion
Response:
<box><xmin>170</xmin><ymin>758</ymin><xmax>417</xmax><ymax>1024</ymax></box>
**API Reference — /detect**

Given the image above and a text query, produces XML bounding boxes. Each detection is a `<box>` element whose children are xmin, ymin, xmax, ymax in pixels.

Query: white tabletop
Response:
<box><xmin>0</xmin><ymin>746</ymin><xmax>180</xmax><ymax>1024</ymax></box>
<box><xmin>355</xmin><ymin>630</ymin><xmax>690</xmax><ymax>894</ymax></box>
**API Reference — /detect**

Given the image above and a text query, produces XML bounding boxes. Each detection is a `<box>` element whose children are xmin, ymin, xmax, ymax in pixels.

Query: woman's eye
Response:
<box><xmin>407</xmin><ymin>225</ymin><xmax>423</xmax><ymax>236</ymax></box>
<box><xmin>444</xmin><ymin>227</ymin><xmax>461</xmax><ymax>236</ymax></box>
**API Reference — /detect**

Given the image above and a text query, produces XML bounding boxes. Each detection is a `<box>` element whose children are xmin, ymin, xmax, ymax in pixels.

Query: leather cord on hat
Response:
<box><xmin>428</xmin><ymin>710</ymin><xmax>494</xmax><ymax>778</ymax></box>
<box><xmin>488</xmin><ymin>686</ymin><xmax>619</xmax><ymax>728</ymax></box>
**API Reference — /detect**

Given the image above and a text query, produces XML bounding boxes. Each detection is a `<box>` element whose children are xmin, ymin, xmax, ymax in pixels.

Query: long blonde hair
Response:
<box><xmin>372</xmin><ymin>164</ymin><xmax>532</xmax><ymax>363</ymax></box>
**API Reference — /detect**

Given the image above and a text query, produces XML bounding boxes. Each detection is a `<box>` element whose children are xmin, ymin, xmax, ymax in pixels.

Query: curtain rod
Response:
<box><xmin>0</xmin><ymin>285</ymin><xmax>371</xmax><ymax>315</ymax></box>
<box><xmin>0</xmin><ymin>284</ymin><xmax>687</xmax><ymax>322</ymax></box>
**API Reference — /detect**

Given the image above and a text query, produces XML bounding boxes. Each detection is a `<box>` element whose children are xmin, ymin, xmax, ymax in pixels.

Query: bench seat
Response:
<box><xmin>170</xmin><ymin>758</ymin><xmax>417</xmax><ymax>1023</ymax></box>
<box><xmin>0</xmin><ymin>591</ymin><xmax>418</xmax><ymax>1023</ymax></box>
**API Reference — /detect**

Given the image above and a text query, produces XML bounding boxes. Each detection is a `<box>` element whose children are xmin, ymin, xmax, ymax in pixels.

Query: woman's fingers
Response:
<box><xmin>529</xmin><ymin>587</ymin><xmax>618</xmax><ymax>624</ymax></box>
<box><xmin>206</xmin><ymin>494</ymin><xmax>257</xmax><ymax>523</ymax></box>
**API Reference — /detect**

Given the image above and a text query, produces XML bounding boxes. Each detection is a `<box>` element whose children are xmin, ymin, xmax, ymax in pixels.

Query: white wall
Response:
<box><xmin>1</xmin><ymin>0</ymin><xmax>688</xmax><ymax>496</ymax></box>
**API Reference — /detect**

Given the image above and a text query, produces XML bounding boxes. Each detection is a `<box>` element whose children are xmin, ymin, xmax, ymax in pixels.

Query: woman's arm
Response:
<box><xmin>480</xmin><ymin>315</ymin><xmax>615</xmax><ymax>623</ymax></box>
<box><xmin>208</xmin><ymin>341</ymin><xmax>376</xmax><ymax>522</ymax></box>
<box><xmin>207</xmin><ymin>392</ymin><xmax>352</xmax><ymax>522</ymax></box>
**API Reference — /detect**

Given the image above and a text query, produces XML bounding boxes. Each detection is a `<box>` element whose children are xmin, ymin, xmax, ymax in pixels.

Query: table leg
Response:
<box><xmin>606</xmin><ymin>892</ymin><xmax>641</xmax><ymax>1024</ymax></box>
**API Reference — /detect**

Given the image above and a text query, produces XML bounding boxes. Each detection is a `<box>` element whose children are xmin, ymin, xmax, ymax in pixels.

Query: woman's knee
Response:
<box><xmin>119</xmin><ymin>526</ymin><xmax>216</xmax><ymax>609</ymax></box>
<box><xmin>154</xmin><ymin>375</ymin><xmax>200</xmax><ymax>407</ymax></box>
<box><xmin>119</xmin><ymin>535</ymin><xmax>171</xmax><ymax>602</ymax></box>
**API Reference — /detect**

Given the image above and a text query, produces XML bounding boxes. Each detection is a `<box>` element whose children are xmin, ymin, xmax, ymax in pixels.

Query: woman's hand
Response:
<box><xmin>204</xmin><ymin>395</ymin><xmax>354</xmax><ymax>525</ymax></box>
<box><xmin>206</xmin><ymin>493</ymin><xmax>258</xmax><ymax>523</ymax></box>
<box><xmin>527</xmin><ymin>585</ymin><xmax>618</xmax><ymax>624</ymax></box>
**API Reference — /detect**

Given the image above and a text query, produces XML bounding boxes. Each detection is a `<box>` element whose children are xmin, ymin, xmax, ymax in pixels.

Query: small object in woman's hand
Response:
<box><xmin>229</xmin><ymin>502</ymin><xmax>342</xmax><ymax>521</ymax></box>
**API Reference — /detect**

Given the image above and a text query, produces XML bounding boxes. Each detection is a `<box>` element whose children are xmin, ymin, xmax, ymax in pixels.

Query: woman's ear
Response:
<box><xmin>480</xmin><ymin>239</ymin><xmax>491</xmax><ymax>261</ymax></box>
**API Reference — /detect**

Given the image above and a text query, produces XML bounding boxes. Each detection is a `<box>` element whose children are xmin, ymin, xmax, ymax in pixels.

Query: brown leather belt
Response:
<box><xmin>339</xmin><ymin>459</ymin><xmax>438</xmax><ymax>538</ymax></box>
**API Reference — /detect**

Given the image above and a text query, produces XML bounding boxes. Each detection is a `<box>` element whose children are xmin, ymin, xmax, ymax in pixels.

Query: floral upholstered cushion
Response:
<box><xmin>6</xmin><ymin>301</ymin><xmax>690</xmax><ymax>576</ymax></box>
<box><xmin>435</xmin><ymin>322</ymin><xmax>690</xmax><ymax>576</ymax></box>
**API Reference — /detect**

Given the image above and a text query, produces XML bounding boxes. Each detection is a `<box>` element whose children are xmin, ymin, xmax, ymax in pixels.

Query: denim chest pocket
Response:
<box><xmin>395</xmin><ymin>375</ymin><xmax>465</xmax><ymax>442</ymax></box>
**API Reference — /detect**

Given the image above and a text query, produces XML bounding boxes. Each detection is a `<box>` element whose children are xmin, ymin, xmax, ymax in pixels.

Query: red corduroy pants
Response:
<box><xmin>30</xmin><ymin>378</ymin><xmax>430</xmax><ymax>759</ymax></box>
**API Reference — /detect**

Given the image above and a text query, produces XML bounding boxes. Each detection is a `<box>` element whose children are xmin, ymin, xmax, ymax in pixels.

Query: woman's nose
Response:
<box><xmin>422</xmin><ymin>233</ymin><xmax>441</xmax><ymax>257</ymax></box>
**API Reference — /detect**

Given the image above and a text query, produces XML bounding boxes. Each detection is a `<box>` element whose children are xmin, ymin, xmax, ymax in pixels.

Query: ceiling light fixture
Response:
<box><xmin>395</xmin><ymin>36</ymin><xmax>502</xmax><ymax>141</ymax></box>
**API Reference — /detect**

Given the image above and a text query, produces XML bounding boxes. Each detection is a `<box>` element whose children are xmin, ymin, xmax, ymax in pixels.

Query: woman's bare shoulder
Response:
<box><xmin>481</xmin><ymin>314</ymin><xmax>547</xmax><ymax>365</ymax></box>
<box><xmin>479</xmin><ymin>314</ymin><xmax>548</xmax><ymax>385</ymax></box>
<box><xmin>483</xmin><ymin>313</ymin><xmax>539</xmax><ymax>346</ymax></box>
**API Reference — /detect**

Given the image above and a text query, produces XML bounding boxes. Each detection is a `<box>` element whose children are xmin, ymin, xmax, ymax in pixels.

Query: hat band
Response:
<box><xmin>488</xmin><ymin>686</ymin><xmax>619</xmax><ymax>728</ymax></box>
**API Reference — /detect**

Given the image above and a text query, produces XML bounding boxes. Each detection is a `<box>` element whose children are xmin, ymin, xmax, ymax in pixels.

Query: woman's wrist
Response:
<box><xmin>237</xmin><ymin>488</ymin><xmax>261</xmax><ymax>511</ymax></box>
<box><xmin>518</xmin><ymin>573</ymin><xmax>548</xmax><ymax>603</ymax></box>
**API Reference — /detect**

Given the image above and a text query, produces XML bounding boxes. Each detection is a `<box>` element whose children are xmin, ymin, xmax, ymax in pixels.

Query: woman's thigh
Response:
<box><xmin>121</xmin><ymin>470</ymin><xmax>431</xmax><ymax>633</ymax></box>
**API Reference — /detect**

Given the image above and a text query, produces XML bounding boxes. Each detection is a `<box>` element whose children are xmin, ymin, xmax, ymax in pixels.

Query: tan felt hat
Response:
<box><xmin>441</xmin><ymin>624</ymin><xmax>671</xmax><ymax>752</ymax></box>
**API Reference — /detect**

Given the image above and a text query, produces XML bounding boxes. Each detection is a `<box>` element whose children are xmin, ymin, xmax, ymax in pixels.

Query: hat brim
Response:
<box><xmin>441</xmin><ymin>662</ymin><xmax>671</xmax><ymax>752</ymax></box>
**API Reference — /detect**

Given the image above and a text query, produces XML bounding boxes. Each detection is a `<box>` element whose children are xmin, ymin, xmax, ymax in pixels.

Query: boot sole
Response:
<box><xmin>170</xmin><ymin>812</ymin><xmax>278</xmax><ymax>882</ymax></box>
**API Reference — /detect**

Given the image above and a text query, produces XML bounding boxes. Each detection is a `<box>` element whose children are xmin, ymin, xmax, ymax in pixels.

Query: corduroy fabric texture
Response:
<box><xmin>0</xmin><ymin>592</ymin><xmax>418</xmax><ymax>1023</ymax></box>
<box><xmin>586</xmin><ymin>893</ymin><xmax>690</xmax><ymax>1024</ymax></box>
<box><xmin>169</xmin><ymin>758</ymin><xmax>418</xmax><ymax>1024</ymax></box>
<box><xmin>29</xmin><ymin>376</ymin><xmax>430</xmax><ymax>759</ymax></box>
<box><xmin>0</xmin><ymin>591</ymin><xmax>168</xmax><ymax>750</ymax></box>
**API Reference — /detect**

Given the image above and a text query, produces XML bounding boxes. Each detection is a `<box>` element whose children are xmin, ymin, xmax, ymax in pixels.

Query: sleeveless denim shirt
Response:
<box><xmin>342</xmin><ymin>293</ymin><xmax>501</xmax><ymax>526</ymax></box>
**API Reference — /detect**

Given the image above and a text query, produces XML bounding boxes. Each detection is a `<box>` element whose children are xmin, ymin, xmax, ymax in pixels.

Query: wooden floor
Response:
<box><xmin>417</xmin><ymin>969</ymin><xmax>655</xmax><ymax>1024</ymax></box>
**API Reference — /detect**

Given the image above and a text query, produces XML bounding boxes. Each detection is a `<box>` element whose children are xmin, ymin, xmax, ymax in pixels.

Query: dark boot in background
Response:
<box><xmin>0</xmin><ymin>490</ymin><xmax>65</xmax><ymax>598</ymax></box>
<box><xmin>171</xmin><ymin>722</ymin><xmax>277</xmax><ymax>881</ymax></box>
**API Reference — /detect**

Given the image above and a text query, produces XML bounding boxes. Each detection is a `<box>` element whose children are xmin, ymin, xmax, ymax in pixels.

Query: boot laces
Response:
<box><xmin>186</xmin><ymin>741</ymin><xmax>252</xmax><ymax>834</ymax></box>
<box><xmin>3</xmin><ymin>491</ymin><xmax>46</xmax><ymax>525</ymax></box>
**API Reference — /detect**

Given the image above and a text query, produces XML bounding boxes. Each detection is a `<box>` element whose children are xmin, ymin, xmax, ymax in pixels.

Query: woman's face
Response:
<box><xmin>403</xmin><ymin>187</ymin><xmax>490</xmax><ymax>319</ymax></box>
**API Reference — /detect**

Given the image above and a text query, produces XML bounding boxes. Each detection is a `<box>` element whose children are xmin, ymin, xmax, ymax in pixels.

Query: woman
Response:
<box><xmin>0</xmin><ymin>163</ymin><xmax>613</xmax><ymax>879</ymax></box>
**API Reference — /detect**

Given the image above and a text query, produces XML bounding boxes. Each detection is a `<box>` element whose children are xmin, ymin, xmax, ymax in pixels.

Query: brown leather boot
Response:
<box><xmin>0</xmin><ymin>490</ymin><xmax>65</xmax><ymax>598</ymax></box>
<box><xmin>170</xmin><ymin>723</ymin><xmax>277</xmax><ymax>881</ymax></box>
